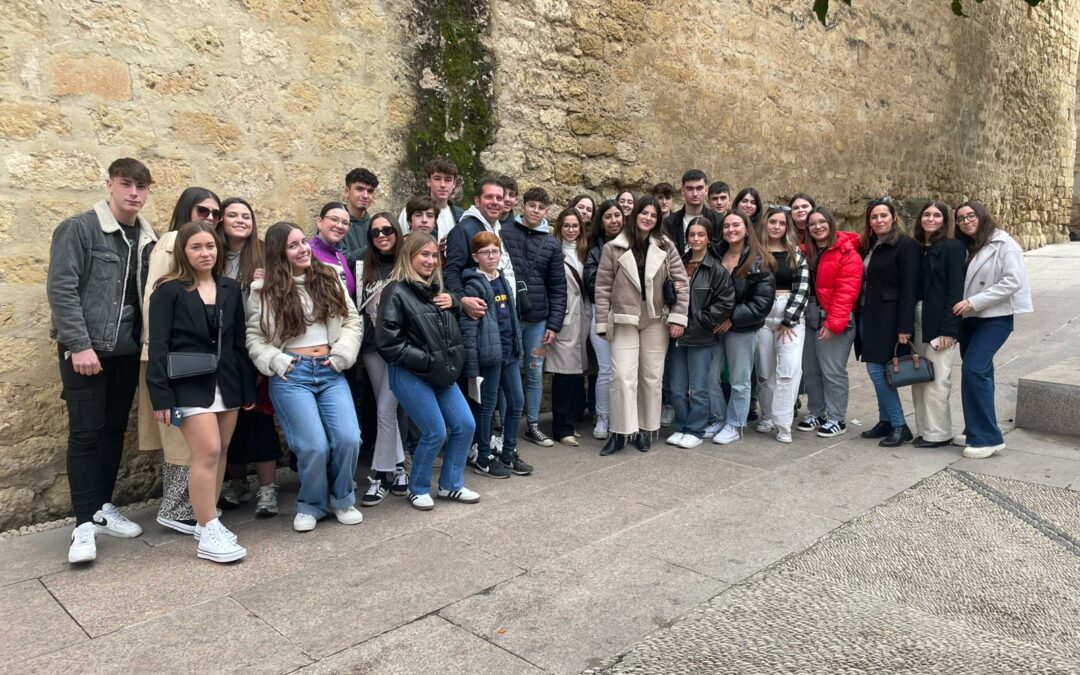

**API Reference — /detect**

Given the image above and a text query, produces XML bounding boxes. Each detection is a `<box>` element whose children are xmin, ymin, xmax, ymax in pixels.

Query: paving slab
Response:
<box><xmin>2</xmin><ymin>598</ymin><xmax>310</xmax><ymax>675</ymax></box>
<box><xmin>953</xmin><ymin>449</ymin><xmax>1080</xmax><ymax>489</ymax></box>
<box><xmin>0</xmin><ymin>526</ymin><xmax>85</xmax><ymax>588</ymax></box>
<box><xmin>1001</xmin><ymin>428</ymin><xmax>1080</xmax><ymax>461</ymax></box>
<box><xmin>440</xmin><ymin>541</ymin><xmax>726</xmax><ymax>673</ymax></box>
<box><xmin>682</xmin><ymin>429</ymin><xmax>837</xmax><ymax>470</ymax></box>
<box><xmin>0</xmin><ymin>579</ymin><xmax>88</xmax><ymax>665</ymax></box>
<box><xmin>233</xmin><ymin>528</ymin><xmax>521</xmax><ymax>659</ymax></box>
<box><xmin>297</xmin><ymin>615</ymin><xmax>542</xmax><ymax>674</ymax></box>
<box><xmin>606</xmin><ymin>492</ymin><xmax>840</xmax><ymax>583</ymax></box>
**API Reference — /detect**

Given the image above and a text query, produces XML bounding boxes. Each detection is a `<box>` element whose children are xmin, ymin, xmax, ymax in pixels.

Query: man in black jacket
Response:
<box><xmin>444</xmin><ymin>177</ymin><xmax>516</xmax><ymax>320</ymax></box>
<box><xmin>663</xmin><ymin>170</ymin><xmax>725</xmax><ymax>254</ymax></box>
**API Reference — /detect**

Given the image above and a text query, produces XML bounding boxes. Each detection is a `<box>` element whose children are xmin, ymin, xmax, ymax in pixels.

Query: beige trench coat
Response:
<box><xmin>545</xmin><ymin>249</ymin><xmax>591</xmax><ymax>374</ymax></box>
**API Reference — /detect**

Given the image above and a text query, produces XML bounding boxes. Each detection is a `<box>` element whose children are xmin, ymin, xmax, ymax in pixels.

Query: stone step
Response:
<box><xmin>1014</xmin><ymin>356</ymin><xmax>1080</xmax><ymax>437</ymax></box>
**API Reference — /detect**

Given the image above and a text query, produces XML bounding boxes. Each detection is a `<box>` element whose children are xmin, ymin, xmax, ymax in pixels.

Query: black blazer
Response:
<box><xmin>147</xmin><ymin>276</ymin><xmax>256</xmax><ymax>410</ymax></box>
<box><xmin>917</xmin><ymin>238</ymin><xmax>965</xmax><ymax>341</ymax></box>
<box><xmin>856</xmin><ymin>233</ymin><xmax>919</xmax><ymax>363</ymax></box>
<box><xmin>662</xmin><ymin>206</ymin><xmax>724</xmax><ymax>254</ymax></box>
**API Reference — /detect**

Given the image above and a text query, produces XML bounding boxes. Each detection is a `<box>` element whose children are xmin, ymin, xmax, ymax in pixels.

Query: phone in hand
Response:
<box><xmin>169</xmin><ymin>409</ymin><xmax>184</xmax><ymax>427</ymax></box>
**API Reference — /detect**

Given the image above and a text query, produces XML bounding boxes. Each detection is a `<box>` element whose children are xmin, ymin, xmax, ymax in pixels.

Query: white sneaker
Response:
<box><xmin>951</xmin><ymin>435</ymin><xmax>967</xmax><ymax>447</ymax></box>
<box><xmin>293</xmin><ymin>513</ymin><xmax>318</xmax><ymax>532</ymax></box>
<box><xmin>712</xmin><ymin>424</ymin><xmax>742</xmax><ymax>445</ymax></box>
<box><xmin>334</xmin><ymin>506</ymin><xmax>364</xmax><ymax>525</ymax></box>
<box><xmin>678</xmin><ymin>434</ymin><xmax>703</xmax><ymax>449</ymax></box>
<box><xmin>703</xmin><ymin>420</ymin><xmax>723</xmax><ymax>436</ymax></box>
<box><xmin>93</xmin><ymin>503</ymin><xmax>143</xmax><ymax>538</ymax></box>
<box><xmin>665</xmin><ymin>432</ymin><xmax>686</xmax><ymax>446</ymax></box>
<box><xmin>194</xmin><ymin>522</ymin><xmax>237</xmax><ymax>543</ymax></box>
<box><xmin>755</xmin><ymin>420</ymin><xmax>776</xmax><ymax>434</ymax></box>
<box><xmin>408</xmin><ymin>492</ymin><xmax>435</xmax><ymax>511</ymax></box>
<box><xmin>660</xmin><ymin>405</ymin><xmax>675</xmax><ymax>427</ymax></box>
<box><xmin>962</xmin><ymin>442</ymin><xmax>1005</xmax><ymax>459</ymax></box>
<box><xmin>196</xmin><ymin>519</ymin><xmax>246</xmax><ymax>563</ymax></box>
<box><xmin>68</xmin><ymin>522</ymin><xmax>97</xmax><ymax>564</ymax></box>
<box><xmin>592</xmin><ymin>415</ymin><xmax>609</xmax><ymax>440</ymax></box>
<box><xmin>437</xmin><ymin>486</ymin><xmax>481</xmax><ymax>503</ymax></box>
<box><xmin>776</xmin><ymin>428</ymin><xmax>793</xmax><ymax>444</ymax></box>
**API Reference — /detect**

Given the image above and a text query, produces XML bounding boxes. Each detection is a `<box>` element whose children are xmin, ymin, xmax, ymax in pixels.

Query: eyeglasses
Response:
<box><xmin>476</xmin><ymin>249</ymin><xmax>501</xmax><ymax>258</ymax></box>
<box><xmin>807</xmin><ymin>219</ymin><xmax>830</xmax><ymax>229</ymax></box>
<box><xmin>195</xmin><ymin>205</ymin><xmax>222</xmax><ymax>222</ymax></box>
<box><xmin>321</xmin><ymin>216</ymin><xmax>350</xmax><ymax>227</ymax></box>
<box><xmin>369</xmin><ymin>226</ymin><xmax>396</xmax><ymax>238</ymax></box>
<box><xmin>957</xmin><ymin>213</ymin><xmax>979</xmax><ymax>224</ymax></box>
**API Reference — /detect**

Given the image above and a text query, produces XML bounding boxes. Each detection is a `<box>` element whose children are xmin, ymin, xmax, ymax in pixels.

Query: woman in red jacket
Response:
<box><xmin>797</xmin><ymin>207</ymin><xmax>863</xmax><ymax>438</ymax></box>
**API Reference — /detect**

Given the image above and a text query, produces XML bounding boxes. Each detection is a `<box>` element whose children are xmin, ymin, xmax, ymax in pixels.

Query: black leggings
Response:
<box><xmin>57</xmin><ymin>346</ymin><xmax>139</xmax><ymax>524</ymax></box>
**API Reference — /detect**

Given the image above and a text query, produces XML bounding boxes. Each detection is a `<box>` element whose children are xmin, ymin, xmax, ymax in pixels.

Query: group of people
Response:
<box><xmin>46</xmin><ymin>157</ymin><xmax>1033</xmax><ymax>566</ymax></box>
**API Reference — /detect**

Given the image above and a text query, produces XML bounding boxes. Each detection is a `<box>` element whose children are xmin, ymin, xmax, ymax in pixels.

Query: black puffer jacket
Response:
<box><xmin>582</xmin><ymin>235</ymin><xmax>608</xmax><ymax>303</ymax></box>
<box><xmin>679</xmin><ymin>251</ymin><xmax>736</xmax><ymax>346</ymax></box>
<box><xmin>500</xmin><ymin>219</ymin><xmax>567</xmax><ymax>331</ymax></box>
<box><xmin>375</xmin><ymin>279</ymin><xmax>465</xmax><ymax>387</ymax></box>
<box><xmin>715</xmin><ymin>241</ymin><xmax>776</xmax><ymax>333</ymax></box>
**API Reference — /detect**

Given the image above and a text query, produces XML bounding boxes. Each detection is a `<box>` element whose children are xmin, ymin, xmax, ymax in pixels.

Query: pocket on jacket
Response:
<box><xmin>90</xmin><ymin>248</ymin><xmax>122</xmax><ymax>281</ymax></box>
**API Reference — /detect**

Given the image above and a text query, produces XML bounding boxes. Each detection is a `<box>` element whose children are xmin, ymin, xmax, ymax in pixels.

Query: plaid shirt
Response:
<box><xmin>782</xmin><ymin>248</ymin><xmax>810</xmax><ymax>327</ymax></box>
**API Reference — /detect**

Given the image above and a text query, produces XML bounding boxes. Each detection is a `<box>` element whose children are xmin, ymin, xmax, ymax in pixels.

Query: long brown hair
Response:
<box><xmin>553</xmin><ymin>207</ymin><xmax>588</xmax><ymax>262</ymax></box>
<box><xmin>954</xmin><ymin>200</ymin><xmax>998</xmax><ymax>261</ymax></box>
<box><xmin>759</xmin><ymin>206</ymin><xmax>799</xmax><ymax>274</ymax></box>
<box><xmin>260</xmin><ymin>221</ymin><xmax>350</xmax><ymax>343</ymax></box>
<box><xmin>156</xmin><ymin>221</ymin><xmax>221</xmax><ymax>290</ymax></box>
<box><xmin>860</xmin><ymin>197</ymin><xmax>902</xmax><ymax>255</ymax></box>
<box><xmin>804</xmin><ymin>207</ymin><xmax>838</xmax><ymax>272</ymax></box>
<box><xmin>362</xmin><ymin>211</ymin><xmax>402</xmax><ymax>286</ymax></box>
<box><xmin>217</xmin><ymin>197</ymin><xmax>263</xmax><ymax>288</ymax></box>
<box><xmin>913</xmin><ymin>200</ymin><xmax>952</xmax><ymax>246</ymax></box>
<box><xmin>720</xmin><ymin>210</ymin><xmax>775</xmax><ymax>278</ymax></box>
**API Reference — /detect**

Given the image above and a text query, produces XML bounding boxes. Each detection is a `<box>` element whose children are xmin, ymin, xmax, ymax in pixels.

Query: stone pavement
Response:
<box><xmin>1</xmin><ymin>243</ymin><xmax>1078</xmax><ymax>674</ymax></box>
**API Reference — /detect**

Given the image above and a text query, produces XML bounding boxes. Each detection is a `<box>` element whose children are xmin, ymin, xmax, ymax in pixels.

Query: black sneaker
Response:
<box><xmin>472</xmin><ymin>455</ymin><xmax>511</xmax><ymax>479</ymax></box>
<box><xmin>360</xmin><ymin>478</ymin><xmax>387</xmax><ymax>506</ymax></box>
<box><xmin>816</xmin><ymin>419</ymin><xmax>848</xmax><ymax>438</ymax></box>
<box><xmin>796</xmin><ymin>415</ymin><xmax>826</xmax><ymax>432</ymax></box>
<box><xmin>502</xmin><ymin>455</ymin><xmax>534</xmax><ymax>476</ymax></box>
<box><xmin>389</xmin><ymin>467</ymin><xmax>409</xmax><ymax>496</ymax></box>
<box><xmin>524</xmin><ymin>424</ymin><xmax>554</xmax><ymax>447</ymax></box>
<box><xmin>747</xmin><ymin>408</ymin><xmax>759</xmax><ymax>422</ymax></box>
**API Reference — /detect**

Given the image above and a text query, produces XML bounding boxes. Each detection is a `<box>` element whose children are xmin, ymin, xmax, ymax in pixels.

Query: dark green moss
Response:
<box><xmin>404</xmin><ymin>0</ymin><xmax>495</xmax><ymax>202</ymax></box>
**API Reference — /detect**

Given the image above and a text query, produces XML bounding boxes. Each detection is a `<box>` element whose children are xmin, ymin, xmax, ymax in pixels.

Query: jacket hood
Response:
<box><xmin>514</xmin><ymin>215</ymin><xmax>551</xmax><ymax>234</ymax></box>
<box><xmin>461</xmin><ymin>205</ymin><xmax>496</xmax><ymax>228</ymax></box>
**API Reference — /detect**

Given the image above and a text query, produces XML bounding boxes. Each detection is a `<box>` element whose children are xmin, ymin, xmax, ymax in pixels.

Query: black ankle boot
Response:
<box><xmin>600</xmin><ymin>433</ymin><xmax>626</xmax><ymax>456</ymax></box>
<box><xmin>633</xmin><ymin>430</ymin><xmax>651</xmax><ymax>452</ymax></box>
<box><xmin>861</xmin><ymin>421</ymin><xmax>892</xmax><ymax>439</ymax></box>
<box><xmin>879</xmin><ymin>425</ymin><xmax>914</xmax><ymax>447</ymax></box>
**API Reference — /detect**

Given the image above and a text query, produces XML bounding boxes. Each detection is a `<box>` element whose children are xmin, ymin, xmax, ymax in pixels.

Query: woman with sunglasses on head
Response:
<box><xmin>594</xmin><ymin>196</ymin><xmax>689</xmax><ymax>455</ymax></box>
<box><xmin>358</xmin><ymin>213</ymin><xmax>411</xmax><ymax>506</ymax></box>
<box><xmin>139</xmin><ymin>187</ymin><xmax>223</xmax><ymax>535</ymax></box>
<box><xmin>909</xmin><ymin>201</ymin><xmax>966</xmax><ymax>449</ymax></box>
<box><xmin>583</xmin><ymin>199</ymin><xmax>624</xmax><ymax>440</ymax></box>
<box><xmin>755</xmin><ymin>207</ymin><xmax>809</xmax><ymax>444</ymax></box>
<box><xmin>147</xmin><ymin>221</ymin><xmax>256</xmax><ymax>562</ymax></box>
<box><xmin>857</xmin><ymin>197</ymin><xmax>919</xmax><ymax>447</ymax></box>
<box><xmin>951</xmin><ymin>201</ymin><xmax>1032</xmax><ymax>459</ymax></box>
<box><xmin>215</xmin><ymin>198</ymin><xmax>283</xmax><ymax>518</ymax></box>
<box><xmin>798</xmin><ymin>208</ymin><xmax>862</xmax><ymax>438</ymax></box>
<box><xmin>789</xmin><ymin>193</ymin><xmax>816</xmax><ymax>245</ymax></box>
<box><xmin>247</xmin><ymin>222</ymin><xmax>364</xmax><ymax>532</ymax></box>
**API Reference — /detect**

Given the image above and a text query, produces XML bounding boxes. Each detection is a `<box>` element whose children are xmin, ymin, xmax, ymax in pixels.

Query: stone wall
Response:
<box><xmin>1</xmin><ymin>0</ymin><xmax>1078</xmax><ymax>528</ymax></box>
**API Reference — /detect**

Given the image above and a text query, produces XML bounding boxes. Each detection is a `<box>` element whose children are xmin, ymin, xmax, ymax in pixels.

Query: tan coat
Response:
<box><xmin>545</xmin><ymin>249</ymin><xmax>591</xmax><ymax>374</ymax></box>
<box><xmin>594</xmin><ymin>230</ymin><xmax>689</xmax><ymax>335</ymax></box>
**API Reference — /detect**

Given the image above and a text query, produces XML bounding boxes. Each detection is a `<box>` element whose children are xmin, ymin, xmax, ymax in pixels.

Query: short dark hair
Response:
<box><xmin>474</xmin><ymin>176</ymin><xmax>504</xmax><ymax>197</ymax></box>
<box><xmin>426</xmin><ymin>157</ymin><xmax>459</xmax><ymax>178</ymax></box>
<box><xmin>497</xmin><ymin>175</ymin><xmax>518</xmax><ymax>195</ymax></box>
<box><xmin>681</xmin><ymin>169</ymin><xmax>707</xmax><ymax>185</ymax></box>
<box><xmin>108</xmin><ymin>158</ymin><xmax>153</xmax><ymax>185</ymax></box>
<box><xmin>650</xmin><ymin>182</ymin><xmax>675</xmax><ymax>199</ymax></box>
<box><xmin>345</xmin><ymin>167</ymin><xmax>379</xmax><ymax>189</ymax></box>
<box><xmin>406</xmin><ymin>195</ymin><xmax>437</xmax><ymax>220</ymax></box>
<box><xmin>708</xmin><ymin>181</ymin><xmax>730</xmax><ymax>197</ymax></box>
<box><xmin>521</xmin><ymin>187</ymin><xmax>550</xmax><ymax>206</ymax></box>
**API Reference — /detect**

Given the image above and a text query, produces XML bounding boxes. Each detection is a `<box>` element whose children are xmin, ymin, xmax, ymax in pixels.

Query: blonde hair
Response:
<box><xmin>390</xmin><ymin>232</ymin><xmax>444</xmax><ymax>291</ymax></box>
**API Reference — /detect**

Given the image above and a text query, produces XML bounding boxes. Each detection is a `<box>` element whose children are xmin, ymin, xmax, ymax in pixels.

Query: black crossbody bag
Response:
<box><xmin>166</xmin><ymin>309</ymin><xmax>222</xmax><ymax>379</ymax></box>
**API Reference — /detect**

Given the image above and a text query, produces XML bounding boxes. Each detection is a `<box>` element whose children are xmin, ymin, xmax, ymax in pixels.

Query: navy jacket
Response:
<box><xmin>459</xmin><ymin>269</ymin><xmax>522</xmax><ymax>378</ymax></box>
<box><xmin>499</xmin><ymin>219</ymin><xmax>567</xmax><ymax>332</ymax></box>
<box><xmin>443</xmin><ymin>212</ymin><xmax>492</xmax><ymax>296</ymax></box>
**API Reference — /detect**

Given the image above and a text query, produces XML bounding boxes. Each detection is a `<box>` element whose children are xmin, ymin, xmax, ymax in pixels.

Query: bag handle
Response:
<box><xmin>891</xmin><ymin>341</ymin><xmax>920</xmax><ymax>373</ymax></box>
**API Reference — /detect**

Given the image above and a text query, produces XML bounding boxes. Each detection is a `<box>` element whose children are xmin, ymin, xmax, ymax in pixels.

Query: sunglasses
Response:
<box><xmin>195</xmin><ymin>205</ymin><xmax>222</xmax><ymax>222</ymax></box>
<box><xmin>368</xmin><ymin>226</ymin><xmax>396</xmax><ymax>239</ymax></box>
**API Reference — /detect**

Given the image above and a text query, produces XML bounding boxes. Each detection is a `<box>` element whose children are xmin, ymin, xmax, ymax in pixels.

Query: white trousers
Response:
<box><xmin>362</xmin><ymin>352</ymin><xmax>405</xmax><ymax>472</ymax></box>
<box><xmin>911</xmin><ymin>301</ymin><xmax>960</xmax><ymax>442</ymax></box>
<box><xmin>590</xmin><ymin>307</ymin><xmax>612</xmax><ymax>418</ymax></box>
<box><xmin>756</xmin><ymin>295</ymin><xmax>805</xmax><ymax>431</ymax></box>
<box><xmin>609</xmin><ymin>303</ymin><xmax>668</xmax><ymax>434</ymax></box>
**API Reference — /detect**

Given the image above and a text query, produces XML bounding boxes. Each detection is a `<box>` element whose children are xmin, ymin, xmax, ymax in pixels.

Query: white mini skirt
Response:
<box><xmin>177</xmin><ymin>386</ymin><xmax>235</xmax><ymax>418</ymax></box>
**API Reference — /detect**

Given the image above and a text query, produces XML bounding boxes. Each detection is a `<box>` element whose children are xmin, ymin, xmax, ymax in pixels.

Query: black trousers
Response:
<box><xmin>57</xmin><ymin>345</ymin><xmax>139</xmax><ymax>524</ymax></box>
<box><xmin>551</xmin><ymin>373</ymin><xmax>586</xmax><ymax>439</ymax></box>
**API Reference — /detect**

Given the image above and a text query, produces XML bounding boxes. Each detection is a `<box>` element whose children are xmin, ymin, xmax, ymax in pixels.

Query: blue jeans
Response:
<box><xmin>520</xmin><ymin>320</ymin><xmax>547</xmax><ymax>424</ymax></box>
<box><xmin>960</xmin><ymin>315</ymin><xmax>1013</xmax><ymax>447</ymax></box>
<box><xmin>269</xmin><ymin>355</ymin><xmax>360</xmax><ymax>518</ymax></box>
<box><xmin>389</xmin><ymin>365</ymin><xmax>475</xmax><ymax>495</ymax></box>
<box><xmin>865</xmin><ymin>362</ymin><xmax>907</xmax><ymax>428</ymax></box>
<box><xmin>711</xmin><ymin>330</ymin><xmax>757</xmax><ymax>427</ymax></box>
<box><xmin>477</xmin><ymin>353</ymin><xmax>524</xmax><ymax>462</ymax></box>
<box><xmin>670</xmin><ymin>343</ymin><xmax>715</xmax><ymax>437</ymax></box>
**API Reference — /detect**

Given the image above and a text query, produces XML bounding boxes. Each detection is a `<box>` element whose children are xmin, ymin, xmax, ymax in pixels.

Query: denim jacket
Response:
<box><xmin>47</xmin><ymin>200</ymin><xmax>157</xmax><ymax>353</ymax></box>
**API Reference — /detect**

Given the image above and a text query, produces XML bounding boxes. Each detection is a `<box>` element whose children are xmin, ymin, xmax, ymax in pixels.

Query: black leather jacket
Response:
<box><xmin>582</xmin><ymin>235</ymin><xmax>608</xmax><ymax>303</ymax></box>
<box><xmin>375</xmin><ymin>279</ymin><xmax>465</xmax><ymax>387</ymax></box>
<box><xmin>679</xmin><ymin>251</ymin><xmax>736</xmax><ymax>346</ymax></box>
<box><xmin>714</xmin><ymin>242</ymin><xmax>776</xmax><ymax>333</ymax></box>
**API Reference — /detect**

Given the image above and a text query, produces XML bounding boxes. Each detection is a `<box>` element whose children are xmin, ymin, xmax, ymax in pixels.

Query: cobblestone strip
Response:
<box><xmin>949</xmin><ymin>468</ymin><xmax>1080</xmax><ymax>557</ymax></box>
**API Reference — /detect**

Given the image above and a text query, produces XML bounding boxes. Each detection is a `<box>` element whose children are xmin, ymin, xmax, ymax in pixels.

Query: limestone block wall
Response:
<box><xmin>484</xmin><ymin>0</ymin><xmax>1080</xmax><ymax>247</ymax></box>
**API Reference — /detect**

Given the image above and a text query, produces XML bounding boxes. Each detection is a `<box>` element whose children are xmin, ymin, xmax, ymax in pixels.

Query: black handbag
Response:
<box><xmin>166</xmin><ymin>310</ymin><xmax>221</xmax><ymax>379</ymax></box>
<box><xmin>885</xmin><ymin>342</ymin><xmax>934</xmax><ymax>388</ymax></box>
<box><xmin>662</xmin><ymin>255</ymin><xmax>677</xmax><ymax>307</ymax></box>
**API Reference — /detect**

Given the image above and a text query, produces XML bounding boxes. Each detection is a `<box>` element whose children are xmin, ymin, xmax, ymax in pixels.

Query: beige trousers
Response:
<box><xmin>912</xmin><ymin>301</ymin><xmax>960</xmax><ymax>442</ymax></box>
<box><xmin>609</xmin><ymin>302</ymin><xmax>669</xmax><ymax>434</ymax></box>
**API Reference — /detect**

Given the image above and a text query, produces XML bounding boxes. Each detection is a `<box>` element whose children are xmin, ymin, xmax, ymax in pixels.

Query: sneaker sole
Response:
<box><xmin>816</xmin><ymin>428</ymin><xmax>848</xmax><ymax>438</ymax></box>
<box><xmin>508</xmin><ymin>468</ymin><xmax>533</xmax><ymax>476</ymax></box>
<box><xmin>359</xmin><ymin>498</ymin><xmax>385</xmax><ymax>507</ymax></box>
<box><xmin>437</xmin><ymin>493</ymin><xmax>481</xmax><ymax>503</ymax></box>
<box><xmin>94</xmin><ymin>524</ymin><xmax>142</xmax><ymax>539</ymax></box>
<box><xmin>156</xmin><ymin>516</ymin><xmax>196</xmax><ymax>535</ymax></box>
<box><xmin>255</xmin><ymin>506</ymin><xmax>278</xmax><ymax>518</ymax></box>
<box><xmin>68</xmin><ymin>549</ymin><xmax>96</xmax><ymax>563</ymax></box>
<box><xmin>472</xmin><ymin>467</ymin><xmax>511</xmax><ymax>479</ymax></box>
<box><xmin>527</xmin><ymin>438</ymin><xmax>554</xmax><ymax>447</ymax></box>
<box><xmin>197</xmin><ymin>547</ymin><xmax>246</xmax><ymax>563</ymax></box>
<box><xmin>389</xmin><ymin>489</ymin><xmax>408</xmax><ymax>497</ymax></box>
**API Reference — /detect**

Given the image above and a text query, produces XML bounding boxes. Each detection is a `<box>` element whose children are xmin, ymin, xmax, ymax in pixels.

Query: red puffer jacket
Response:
<box><xmin>814</xmin><ymin>231</ymin><xmax>863</xmax><ymax>334</ymax></box>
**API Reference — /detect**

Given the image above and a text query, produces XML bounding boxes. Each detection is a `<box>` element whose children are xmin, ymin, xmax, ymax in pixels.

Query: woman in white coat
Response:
<box><xmin>546</xmin><ymin>208</ymin><xmax>591</xmax><ymax>446</ymax></box>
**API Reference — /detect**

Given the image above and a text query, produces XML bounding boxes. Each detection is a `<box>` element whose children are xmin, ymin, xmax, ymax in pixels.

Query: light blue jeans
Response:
<box><xmin>269</xmin><ymin>355</ymin><xmax>360</xmax><ymax>518</ymax></box>
<box><xmin>389</xmin><ymin>365</ymin><xmax>475</xmax><ymax>496</ymax></box>
<box><xmin>710</xmin><ymin>330</ymin><xmax>757</xmax><ymax>428</ymax></box>
<box><xmin>521</xmin><ymin>320</ymin><xmax>547</xmax><ymax>424</ymax></box>
<box><xmin>669</xmin><ymin>343</ymin><xmax>716</xmax><ymax>437</ymax></box>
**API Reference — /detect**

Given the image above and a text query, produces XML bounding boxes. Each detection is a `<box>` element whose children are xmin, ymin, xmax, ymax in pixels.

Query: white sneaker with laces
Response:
<box><xmin>293</xmin><ymin>512</ymin><xmax>318</xmax><ymax>532</ymax></box>
<box><xmin>712</xmin><ymin>424</ymin><xmax>742</xmax><ymax>445</ymax></box>
<box><xmin>334</xmin><ymin>506</ymin><xmax>364</xmax><ymax>525</ymax></box>
<box><xmin>665</xmin><ymin>432</ymin><xmax>686</xmax><ymax>446</ymax></box>
<box><xmin>678</xmin><ymin>434</ymin><xmax>703</xmax><ymax>449</ymax></box>
<box><xmin>776</xmin><ymin>428</ymin><xmax>793</xmax><ymax>444</ymax></box>
<box><xmin>962</xmin><ymin>442</ymin><xmax>1005</xmax><ymax>459</ymax></box>
<box><xmin>194</xmin><ymin>521</ymin><xmax>238</xmax><ymax>543</ymax></box>
<box><xmin>196</xmin><ymin>519</ymin><xmax>246</xmax><ymax>563</ymax></box>
<box><xmin>94</xmin><ymin>503</ymin><xmax>142</xmax><ymax>538</ymax></box>
<box><xmin>408</xmin><ymin>492</ymin><xmax>435</xmax><ymax>511</ymax></box>
<box><xmin>703</xmin><ymin>420</ymin><xmax>723</xmax><ymax>436</ymax></box>
<box><xmin>68</xmin><ymin>522</ymin><xmax>97</xmax><ymax>563</ymax></box>
<box><xmin>592</xmin><ymin>415</ymin><xmax>609</xmax><ymax>440</ymax></box>
<box><xmin>755</xmin><ymin>420</ymin><xmax>776</xmax><ymax>434</ymax></box>
<box><xmin>437</xmin><ymin>486</ymin><xmax>481</xmax><ymax>503</ymax></box>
